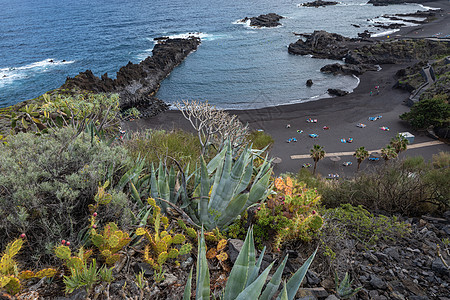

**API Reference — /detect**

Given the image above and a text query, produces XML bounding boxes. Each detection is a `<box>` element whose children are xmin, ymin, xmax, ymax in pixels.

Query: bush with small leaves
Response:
<box><xmin>0</xmin><ymin>127</ymin><xmax>130</xmax><ymax>265</ymax></box>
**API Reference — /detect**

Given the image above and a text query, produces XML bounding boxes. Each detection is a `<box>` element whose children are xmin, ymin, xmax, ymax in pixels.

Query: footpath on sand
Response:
<box><xmin>290</xmin><ymin>140</ymin><xmax>445</xmax><ymax>159</ymax></box>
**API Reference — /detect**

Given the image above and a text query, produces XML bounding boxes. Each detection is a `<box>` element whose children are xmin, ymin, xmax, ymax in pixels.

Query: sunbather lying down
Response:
<box><xmin>340</xmin><ymin>137</ymin><xmax>353</xmax><ymax>143</ymax></box>
<box><xmin>356</xmin><ymin>123</ymin><xmax>366</xmax><ymax>128</ymax></box>
<box><xmin>302</xmin><ymin>163</ymin><xmax>311</xmax><ymax>168</ymax></box>
<box><xmin>343</xmin><ymin>161</ymin><xmax>352</xmax><ymax>166</ymax></box>
<box><xmin>309</xmin><ymin>133</ymin><xmax>318</xmax><ymax>138</ymax></box>
<box><xmin>368</xmin><ymin>115</ymin><xmax>382</xmax><ymax>121</ymax></box>
<box><xmin>327</xmin><ymin>173</ymin><xmax>340</xmax><ymax>179</ymax></box>
<box><xmin>306</xmin><ymin>118</ymin><xmax>318</xmax><ymax>123</ymax></box>
<box><xmin>380</xmin><ymin>126</ymin><xmax>389</xmax><ymax>131</ymax></box>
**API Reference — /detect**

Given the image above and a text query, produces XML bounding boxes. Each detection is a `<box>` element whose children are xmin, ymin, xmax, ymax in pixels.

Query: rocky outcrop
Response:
<box><xmin>320</xmin><ymin>63</ymin><xmax>378</xmax><ymax>76</ymax></box>
<box><xmin>288</xmin><ymin>31</ymin><xmax>356</xmax><ymax>60</ymax></box>
<box><xmin>306</xmin><ymin>79</ymin><xmax>314</xmax><ymax>86</ymax></box>
<box><xmin>368</xmin><ymin>0</ymin><xmax>437</xmax><ymax>6</ymax></box>
<box><xmin>301</xmin><ymin>0</ymin><xmax>338</xmax><ymax>7</ymax></box>
<box><xmin>61</xmin><ymin>37</ymin><xmax>201</xmax><ymax>116</ymax></box>
<box><xmin>240</xmin><ymin>13</ymin><xmax>284</xmax><ymax>28</ymax></box>
<box><xmin>327</xmin><ymin>88</ymin><xmax>349</xmax><ymax>96</ymax></box>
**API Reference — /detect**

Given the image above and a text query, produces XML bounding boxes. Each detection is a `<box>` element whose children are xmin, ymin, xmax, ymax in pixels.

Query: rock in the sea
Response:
<box><xmin>358</xmin><ymin>30</ymin><xmax>371</xmax><ymax>39</ymax></box>
<box><xmin>306</xmin><ymin>79</ymin><xmax>314</xmax><ymax>86</ymax></box>
<box><xmin>301</xmin><ymin>0</ymin><xmax>338</xmax><ymax>7</ymax></box>
<box><xmin>327</xmin><ymin>88</ymin><xmax>349</xmax><ymax>97</ymax></box>
<box><xmin>241</xmin><ymin>13</ymin><xmax>283</xmax><ymax>28</ymax></box>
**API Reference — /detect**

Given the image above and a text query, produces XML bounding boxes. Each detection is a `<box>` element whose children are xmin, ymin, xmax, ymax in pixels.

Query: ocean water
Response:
<box><xmin>0</xmin><ymin>0</ymin><xmax>435</xmax><ymax>109</ymax></box>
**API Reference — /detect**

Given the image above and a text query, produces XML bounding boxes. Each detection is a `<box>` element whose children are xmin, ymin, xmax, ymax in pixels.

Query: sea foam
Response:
<box><xmin>0</xmin><ymin>59</ymin><xmax>74</xmax><ymax>87</ymax></box>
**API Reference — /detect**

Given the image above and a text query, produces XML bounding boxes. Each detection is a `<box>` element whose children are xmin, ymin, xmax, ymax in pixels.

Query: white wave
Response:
<box><xmin>233</xmin><ymin>19</ymin><xmax>253</xmax><ymax>29</ymax></box>
<box><xmin>165</xmin><ymin>32</ymin><xmax>211</xmax><ymax>40</ymax></box>
<box><xmin>0</xmin><ymin>59</ymin><xmax>74</xmax><ymax>87</ymax></box>
<box><xmin>417</xmin><ymin>4</ymin><xmax>440</xmax><ymax>10</ymax></box>
<box><xmin>371</xmin><ymin>29</ymin><xmax>400</xmax><ymax>37</ymax></box>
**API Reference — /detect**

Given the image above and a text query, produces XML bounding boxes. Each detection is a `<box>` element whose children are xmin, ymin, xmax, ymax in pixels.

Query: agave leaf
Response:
<box><xmin>280</xmin><ymin>281</ymin><xmax>289</xmax><ymax>300</ymax></box>
<box><xmin>260</xmin><ymin>254</ymin><xmax>289</xmax><ymax>300</ymax></box>
<box><xmin>246</xmin><ymin>246</ymin><xmax>266</xmax><ymax>289</ymax></box>
<box><xmin>235</xmin><ymin>261</ymin><xmax>274</xmax><ymax>300</ymax></box>
<box><xmin>150</xmin><ymin>164</ymin><xmax>159</xmax><ymax>200</ymax></box>
<box><xmin>215</xmin><ymin>193</ymin><xmax>248</xmax><ymax>229</ymax></box>
<box><xmin>209</xmin><ymin>143</ymin><xmax>250</xmax><ymax>214</ymax></box>
<box><xmin>223</xmin><ymin>228</ymin><xmax>252</xmax><ymax>300</ymax></box>
<box><xmin>129</xmin><ymin>182</ymin><xmax>144</xmax><ymax>208</ymax></box>
<box><xmin>199</xmin><ymin>156</ymin><xmax>210</xmax><ymax>225</ymax></box>
<box><xmin>196</xmin><ymin>228</ymin><xmax>210</xmax><ymax>300</ymax></box>
<box><xmin>182</xmin><ymin>266</ymin><xmax>193</xmax><ymax>300</ymax></box>
<box><xmin>244</xmin><ymin>169</ymin><xmax>271</xmax><ymax>210</ymax></box>
<box><xmin>206</xmin><ymin>146</ymin><xmax>227</xmax><ymax>174</ymax></box>
<box><xmin>168</xmin><ymin>166</ymin><xmax>177</xmax><ymax>204</ymax></box>
<box><xmin>244</xmin><ymin>230</ymin><xmax>257</xmax><ymax>288</ymax></box>
<box><xmin>279</xmin><ymin>248</ymin><xmax>317</xmax><ymax>300</ymax></box>
<box><xmin>116</xmin><ymin>158</ymin><xmax>144</xmax><ymax>191</ymax></box>
<box><xmin>208</xmin><ymin>143</ymin><xmax>233</xmax><ymax>211</ymax></box>
<box><xmin>234</xmin><ymin>154</ymin><xmax>253</xmax><ymax>195</ymax></box>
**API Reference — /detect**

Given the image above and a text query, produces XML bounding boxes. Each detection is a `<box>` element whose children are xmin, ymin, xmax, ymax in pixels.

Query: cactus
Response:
<box><xmin>55</xmin><ymin>245</ymin><xmax>72</xmax><ymax>260</ymax></box>
<box><xmin>1</xmin><ymin>238</ymin><xmax>56</xmax><ymax>295</ymax></box>
<box><xmin>90</xmin><ymin>222</ymin><xmax>130</xmax><ymax>266</ymax></box>
<box><xmin>137</xmin><ymin>199</ymin><xmax>192</xmax><ymax>274</ymax></box>
<box><xmin>35</xmin><ymin>268</ymin><xmax>57</xmax><ymax>279</ymax></box>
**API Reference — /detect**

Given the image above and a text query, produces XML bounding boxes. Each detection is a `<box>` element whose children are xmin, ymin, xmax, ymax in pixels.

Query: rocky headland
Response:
<box><xmin>289</xmin><ymin>30</ymin><xmax>450</xmax><ymax>77</ymax></box>
<box><xmin>301</xmin><ymin>0</ymin><xmax>339</xmax><ymax>7</ymax></box>
<box><xmin>61</xmin><ymin>37</ymin><xmax>201</xmax><ymax>117</ymax></box>
<box><xmin>240</xmin><ymin>13</ymin><xmax>284</xmax><ymax>28</ymax></box>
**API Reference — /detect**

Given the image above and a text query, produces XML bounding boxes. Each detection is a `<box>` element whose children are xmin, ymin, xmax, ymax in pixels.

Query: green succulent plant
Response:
<box><xmin>184</xmin><ymin>227</ymin><xmax>317</xmax><ymax>300</ymax></box>
<box><xmin>189</xmin><ymin>143</ymin><xmax>272</xmax><ymax>230</ymax></box>
<box><xmin>0</xmin><ymin>238</ymin><xmax>57</xmax><ymax>295</ymax></box>
<box><xmin>335</xmin><ymin>272</ymin><xmax>362</xmax><ymax>299</ymax></box>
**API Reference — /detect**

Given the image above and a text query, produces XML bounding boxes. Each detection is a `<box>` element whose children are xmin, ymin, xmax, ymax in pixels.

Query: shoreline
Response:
<box><xmin>123</xmin><ymin>0</ymin><xmax>449</xmax><ymax>175</ymax></box>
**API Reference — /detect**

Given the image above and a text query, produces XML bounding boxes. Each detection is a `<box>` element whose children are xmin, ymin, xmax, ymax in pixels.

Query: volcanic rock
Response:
<box><xmin>327</xmin><ymin>88</ymin><xmax>349</xmax><ymax>97</ymax></box>
<box><xmin>301</xmin><ymin>0</ymin><xmax>338</xmax><ymax>7</ymax></box>
<box><xmin>61</xmin><ymin>37</ymin><xmax>201</xmax><ymax>116</ymax></box>
<box><xmin>240</xmin><ymin>13</ymin><xmax>284</xmax><ymax>28</ymax></box>
<box><xmin>306</xmin><ymin>79</ymin><xmax>314</xmax><ymax>86</ymax></box>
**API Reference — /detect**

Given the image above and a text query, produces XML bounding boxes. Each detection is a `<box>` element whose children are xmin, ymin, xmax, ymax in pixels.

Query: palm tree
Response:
<box><xmin>390</xmin><ymin>134</ymin><xmax>409</xmax><ymax>154</ymax></box>
<box><xmin>381</xmin><ymin>145</ymin><xmax>398</xmax><ymax>164</ymax></box>
<box><xmin>353</xmin><ymin>146</ymin><xmax>369</xmax><ymax>171</ymax></box>
<box><xmin>310</xmin><ymin>144</ymin><xmax>325</xmax><ymax>175</ymax></box>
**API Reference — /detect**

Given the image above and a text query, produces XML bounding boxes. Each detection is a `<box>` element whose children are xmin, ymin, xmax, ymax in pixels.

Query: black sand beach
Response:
<box><xmin>123</xmin><ymin>0</ymin><xmax>449</xmax><ymax>177</ymax></box>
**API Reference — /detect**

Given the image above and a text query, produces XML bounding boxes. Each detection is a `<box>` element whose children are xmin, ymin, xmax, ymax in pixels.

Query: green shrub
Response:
<box><xmin>246</xmin><ymin>130</ymin><xmax>274</xmax><ymax>151</ymax></box>
<box><xmin>324</xmin><ymin>204</ymin><xmax>409</xmax><ymax>247</ymax></box>
<box><xmin>400</xmin><ymin>94</ymin><xmax>449</xmax><ymax>129</ymax></box>
<box><xmin>0</xmin><ymin>127</ymin><xmax>131</xmax><ymax>265</ymax></box>
<box><xmin>320</xmin><ymin>156</ymin><xmax>449</xmax><ymax>216</ymax></box>
<box><xmin>125</xmin><ymin>129</ymin><xmax>203</xmax><ymax>169</ymax></box>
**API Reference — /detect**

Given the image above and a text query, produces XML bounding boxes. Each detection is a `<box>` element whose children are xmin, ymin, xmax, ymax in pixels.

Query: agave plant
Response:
<box><xmin>184</xmin><ymin>227</ymin><xmax>316</xmax><ymax>300</ymax></box>
<box><xmin>188</xmin><ymin>143</ymin><xmax>272</xmax><ymax>230</ymax></box>
<box><xmin>335</xmin><ymin>272</ymin><xmax>362</xmax><ymax>299</ymax></box>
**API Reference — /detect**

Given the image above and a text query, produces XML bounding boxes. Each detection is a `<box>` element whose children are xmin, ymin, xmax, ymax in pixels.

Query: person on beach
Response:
<box><xmin>370</xmin><ymin>91</ymin><xmax>373</xmax><ymax>96</ymax></box>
